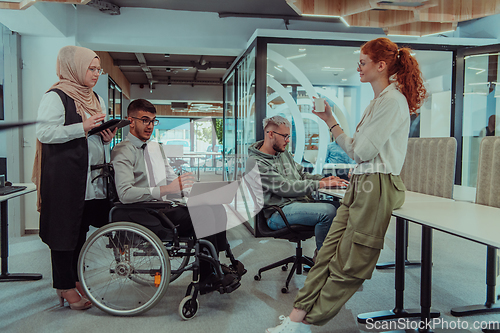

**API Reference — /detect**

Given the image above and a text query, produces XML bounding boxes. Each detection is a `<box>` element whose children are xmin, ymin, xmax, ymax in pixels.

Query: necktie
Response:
<box><xmin>142</xmin><ymin>143</ymin><xmax>156</xmax><ymax>187</ymax></box>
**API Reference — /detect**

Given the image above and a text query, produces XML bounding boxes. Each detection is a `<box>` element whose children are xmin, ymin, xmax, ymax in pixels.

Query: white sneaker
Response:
<box><xmin>266</xmin><ymin>315</ymin><xmax>312</xmax><ymax>333</ymax></box>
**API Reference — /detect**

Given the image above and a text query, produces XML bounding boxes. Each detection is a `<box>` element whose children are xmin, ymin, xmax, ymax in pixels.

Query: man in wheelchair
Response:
<box><xmin>111</xmin><ymin>99</ymin><xmax>245</xmax><ymax>295</ymax></box>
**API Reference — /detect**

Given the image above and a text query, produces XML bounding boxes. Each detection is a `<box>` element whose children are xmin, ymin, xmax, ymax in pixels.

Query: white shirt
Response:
<box><xmin>36</xmin><ymin>91</ymin><xmax>109</xmax><ymax>200</ymax></box>
<box><xmin>336</xmin><ymin>83</ymin><xmax>410</xmax><ymax>175</ymax></box>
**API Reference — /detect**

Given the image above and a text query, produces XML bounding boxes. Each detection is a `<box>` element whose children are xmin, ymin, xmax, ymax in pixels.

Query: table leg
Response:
<box><xmin>0</xmin><ymin>201</ymin><xmax>42</xmax><ymax>282</ymax></box>
<box><xmin>358</xmin><ymin>217</ymin><xmax>428</xmax><ymax>323</ymax></box>
<box><xmin>451</xmin><ymin>246</ymin><xmax>500</xmax><ymax>318</ymax></box>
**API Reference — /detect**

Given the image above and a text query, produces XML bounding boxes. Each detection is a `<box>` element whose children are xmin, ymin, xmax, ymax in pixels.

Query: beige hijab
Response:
<box><xmin>32</xmin><ymin>45</ymin><xmax>103</xmax><ymax>212</ymax></box>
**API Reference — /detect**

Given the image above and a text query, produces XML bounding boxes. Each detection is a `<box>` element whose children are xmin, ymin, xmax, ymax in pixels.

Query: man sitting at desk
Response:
<box><xmin>246</xmin><ymin>115</ymin><xmax>348</xmax><ymax>259</ymax></box>
<box><xmin>111</xmin><ymin>99</ymin><xmax>243</xmax><ymax>293</ymax></box>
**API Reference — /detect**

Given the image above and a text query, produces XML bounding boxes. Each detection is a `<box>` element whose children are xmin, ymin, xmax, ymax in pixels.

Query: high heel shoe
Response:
<box><xmin>75</xmin><ymin>281</ymin><xmax>90</xmax><ymax>301</ymax></box>
<box><xmin>56</xmin><ymin>289</ymin><xmax>92</xmax><ymax>310</ymax></box>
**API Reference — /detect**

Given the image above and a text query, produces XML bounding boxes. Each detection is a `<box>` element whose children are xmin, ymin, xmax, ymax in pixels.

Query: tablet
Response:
<box><xmin>88</xmin><ymin>119</ymin><xmax>131</xmax><ymax>136</ymax></box>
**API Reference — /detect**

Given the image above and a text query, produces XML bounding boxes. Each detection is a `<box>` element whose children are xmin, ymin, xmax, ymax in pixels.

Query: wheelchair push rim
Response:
<box><xmin>78</xmin><ymin>222</ymin><xmax>171</xmax><ymax>316</ymax></box>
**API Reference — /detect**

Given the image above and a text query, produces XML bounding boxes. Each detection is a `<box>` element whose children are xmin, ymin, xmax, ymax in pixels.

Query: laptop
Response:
<box><xmin>174</xmin><ymin>180</ymin><xmax>239</xmax><ymax>207</ymax></box>
<box><xmin>0</xmin><ymin>184</ymin><xmax>27</xmax><ymax>196</ymax></box>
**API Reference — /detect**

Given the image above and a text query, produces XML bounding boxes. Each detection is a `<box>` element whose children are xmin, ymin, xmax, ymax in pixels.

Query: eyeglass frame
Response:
<box><xmin>88</xmin><ymin>67</ymin><xmax>104</xmax><ymax>75</ymax></box>
<box><xmin>268</xmin><ymin>130</ymin><xmax>290</xmax><ymax>141</ymax></box>
<box><xmin>130</xmin><ymin>116</ymin><xmax>160</xmax><ymax>126</ymax></box>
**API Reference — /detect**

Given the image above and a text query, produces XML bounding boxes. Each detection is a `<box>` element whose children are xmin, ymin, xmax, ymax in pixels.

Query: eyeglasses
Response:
<box><xmin>357</xmin><ymin>60</ymin><xmax>373</xmax><ymax>71</ymax></box>
<box><xmin>269</xmin><ymin>131</ymin><xmax>290</xmax><ymax>141</ymax></box>
<box><xmin>88</xmin><ymin>67</ymin><xmax>104</xmax><ymax>75</ymax></box>
<box><xmin>130</xmin><ymin>116</ymin><xmax>159</xmax><ymax>126</ymax></box>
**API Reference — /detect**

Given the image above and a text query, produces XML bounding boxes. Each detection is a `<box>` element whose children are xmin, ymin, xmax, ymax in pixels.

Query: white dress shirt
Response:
<box><xmin>336</xmin><ymin>83</ymin><xmax>410</xmax><ymax>175</ymax></box>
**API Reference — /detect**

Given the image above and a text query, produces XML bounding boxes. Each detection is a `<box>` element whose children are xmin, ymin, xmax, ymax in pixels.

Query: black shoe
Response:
<box><xmin>222</xmin><ymin>260</ymin><xmax>247</xmax><ymax>278</ymax></box>
<box><xmin>230</xmin><ymin>260</ymin><xmax>247</xmax><ymax>277</ymax></box>
<box><xmin>199</xmin><ymin>272</ymin><xmax>241</xmax><ymax>295</ymax></box>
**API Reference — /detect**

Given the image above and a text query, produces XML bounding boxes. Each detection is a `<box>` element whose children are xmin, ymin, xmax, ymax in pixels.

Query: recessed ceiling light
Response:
<box><xmin>286</xmin><ymin>54</ymin><xmax>307</xmax><ymax>60</ymax></box>
<box><xmin>353</xmin><ymin>50</ymin><xmax>360</xmax><ymax>54</ymax></box>
<box><xmin>322</xmin><ymin>67</ymin><xmax>345</xmax><ymax>72</ymax></box>
<box><xmin>342</xmin><ymin>79</ymin><xmax>347</xmax><ymax>82</ymax></box>
<box><xmin>299</xmin><ymin>48</ymin><xmax>306</xmax><ymax>52</ymax></box>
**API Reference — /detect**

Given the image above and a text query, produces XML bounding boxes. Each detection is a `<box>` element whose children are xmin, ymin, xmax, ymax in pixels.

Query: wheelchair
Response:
<box><xmin>77</xmin><ymin>200</ymin><xmax>242</xmax><ymax>319</ymax></box>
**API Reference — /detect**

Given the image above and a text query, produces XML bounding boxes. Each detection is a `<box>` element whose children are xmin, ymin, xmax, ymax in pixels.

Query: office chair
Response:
<box><xmin>243</xmin><ymin>175</ymin><xmax>315</xmax><ymax>293</ymax></box>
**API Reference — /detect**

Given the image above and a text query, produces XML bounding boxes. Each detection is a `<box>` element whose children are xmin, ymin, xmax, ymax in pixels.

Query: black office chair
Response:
<box><xmin>243</xmin><ymin>176</ymin><xmax>315</xmax><ymax>293</ymax></box>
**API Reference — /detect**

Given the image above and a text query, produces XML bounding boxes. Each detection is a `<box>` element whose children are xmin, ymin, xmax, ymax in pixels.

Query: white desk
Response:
<box><xmin>0</xmin><ymin>183</ymin><xmax>41</xmax><ymax>282</ymax></box>
<box><xmin>320</xmin><ymin>188</ymin><xmax>500</xmax><ymax>330</ymax></box>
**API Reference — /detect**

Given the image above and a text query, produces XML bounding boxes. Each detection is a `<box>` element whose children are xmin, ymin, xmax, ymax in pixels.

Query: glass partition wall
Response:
<box><xmin>224</xmin><ymin>37</ymin><xmax>455</xmax><ymax>182</ymax></box>
<box><xmin>462</xmin><ymin>50</ymin><xmax>500</xmax><ymax>187</ymax></box>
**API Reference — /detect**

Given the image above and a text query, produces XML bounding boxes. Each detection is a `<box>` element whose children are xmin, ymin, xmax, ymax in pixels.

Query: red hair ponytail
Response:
<box><xmin>361</xmin><ymin>38</ymin><xmax>427</xmax><ymax>114</ymax></box>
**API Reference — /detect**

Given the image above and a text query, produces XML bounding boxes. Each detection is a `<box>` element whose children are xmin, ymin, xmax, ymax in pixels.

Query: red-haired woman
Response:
<box><xmin>267</xmin><ymin>37</ymin><xmax>427</xmax><ymax>332</ymax></box>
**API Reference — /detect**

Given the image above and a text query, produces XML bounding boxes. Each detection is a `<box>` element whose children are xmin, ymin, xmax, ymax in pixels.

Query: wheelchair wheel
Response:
<box><xmin>78</xmin><ymin>222</ymin><xmax>170</xmax><ymax>316</ymax></box>
<box><xmin>178</xmin><ymin>295</ymin><xmax>199</xmax><ymax>320</ymax></box>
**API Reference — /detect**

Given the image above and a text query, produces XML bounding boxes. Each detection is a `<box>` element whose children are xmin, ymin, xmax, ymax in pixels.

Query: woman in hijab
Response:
<box><xmin>33</xmin><ymin>45</ymin><xmax>117</xmax><ymax>310</ymax></box>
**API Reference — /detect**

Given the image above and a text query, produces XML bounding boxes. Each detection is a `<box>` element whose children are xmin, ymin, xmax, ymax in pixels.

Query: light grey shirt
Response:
<box><xmin>111</xmin><ymin>133</ymin><xmax>178</xmax><ymax>204</ymax></box>
<box><xmin>336</xmin><ymin>83</ymin><xmax>410</xmax><ymax>175</ymax></box>
<box><xmin>36</xmin><ymin>91</ymin><xmax>109</xmax><ymax>200</ymax></box>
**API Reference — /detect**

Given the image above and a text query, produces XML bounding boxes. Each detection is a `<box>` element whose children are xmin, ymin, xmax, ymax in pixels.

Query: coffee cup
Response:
<box><xmin>314</xmin><ymin>97</ymin><xmax>326</xmax><ymax>112</ymax></box>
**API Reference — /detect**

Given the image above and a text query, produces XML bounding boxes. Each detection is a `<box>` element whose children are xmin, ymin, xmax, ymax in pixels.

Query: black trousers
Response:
<box><xmin>161</xmin><ymin>205</ymin><xmax>228</xmax><ymax>280</ymax></box>
<box><xmin>51</xmin><ymin>199</ymin><xmax>110</xmax><ymax>289</ymax></box>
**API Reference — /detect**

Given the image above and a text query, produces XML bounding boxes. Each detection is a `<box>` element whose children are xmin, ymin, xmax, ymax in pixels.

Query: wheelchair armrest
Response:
<box><xmin>145</xmin><ymin>208</ymin><xmax>180</xmax><ymax>248</ymax></box>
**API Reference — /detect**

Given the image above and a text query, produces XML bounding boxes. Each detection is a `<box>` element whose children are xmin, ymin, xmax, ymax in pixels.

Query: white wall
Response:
<box><xmin>21</xmin><ymin>35</ymin><xmax>76</xmax><ymax>230</ymax></box>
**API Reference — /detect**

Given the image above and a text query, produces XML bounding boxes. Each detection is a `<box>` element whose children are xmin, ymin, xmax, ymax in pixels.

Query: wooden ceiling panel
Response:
<box><xmin>287</xmin><ymin>0</ymin><xmax>375</xmax><ymax>16</ymax></box>
<box><xmin>385</xmin><ymin>21</ymin><xmax>456</xmax><ymax>36</ymax></box>
<box><xmin>419</xmin><ymin>0</ymin><xmax>500</xmax><ymax>22</ymax></box>
<box><xmin>287</xmin><ymin>0</ymin><xmax>500</xmax><ymax>36</ymax></box>
<box><xmin>345</xmin><ymin>9</ymin><xmax>416</xmax><ymax>28</ymax></box>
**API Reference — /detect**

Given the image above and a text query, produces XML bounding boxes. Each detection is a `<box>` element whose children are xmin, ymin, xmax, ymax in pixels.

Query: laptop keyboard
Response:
<box><xmin>0</xmin><ymin>186</ymin><xmax>27</xmax><ymax>196</ymax></box>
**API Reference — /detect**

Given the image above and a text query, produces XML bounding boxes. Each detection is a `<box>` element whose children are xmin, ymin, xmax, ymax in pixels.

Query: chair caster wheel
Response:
<box><xmin>178</xmin><ymin>295</ymin><xmax>199</xmax><ymax>320</ymax></box>
<box><xmin>254</xmin><ymin>275</ymin><xmax>261</xmax><ymax>281</ymax></box>
<box><xmin>281</xmin><ymin>265</ymin><xmax>288</xmax><ymax>271</ymax></box>
<box><xmin>281</xmin><ymin>287</ymin><xmax>288</xmax><ymax>294</ymax></box>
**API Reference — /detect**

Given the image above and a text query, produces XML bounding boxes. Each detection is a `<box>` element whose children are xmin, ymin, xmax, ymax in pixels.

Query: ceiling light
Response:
<box><xmin>302</xmin><ymin>14</ymin><xmax>340</xmax><ymax>18</ymax></box>
<box><xmin>267</xmin><ymin>73</ymin><xmax>274</xmax><ymax>78</ymax></box>
<box><xmin>342</xmin><ymin>79</ymin><xmax>347</xmax><ymax>82</ymax></box>
<box><xmin>274</xmin><ymin>66</ymin><xmax>283</xmax><ymax>72</ymax></box>
<box><xmin>164</xmin><ymin>54</ymin><xmax>170</xmax><ymax>58</ymax></box>
<box><xmin>353</xmin><ymin>50</ymin><xmax>360</xmax><ymax>54</ymax></box>
<box><xmin>299</xmin><ymin>48</ymin><xmax>306</xmax><ymax>52</ymax></box>
<box><xmin>322</xmin><ymin>67</ymin><xmax>345</xmax><ymax>72</ymax></box>
<box><xmin>468</xmin><ymin>67</ymin><xmax>486</xmax><ymax>75</ymax></box>
<box><xmin>286</xmin><ymin>54</ymin><xmax>307</xmax><ymax>60</ymax></box>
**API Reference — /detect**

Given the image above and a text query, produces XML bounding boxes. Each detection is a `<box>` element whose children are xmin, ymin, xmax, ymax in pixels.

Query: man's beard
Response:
<box><xmin>272</xmin><ymin>142</ymin><xmax>285</xmax><ymax>153</ymax></box>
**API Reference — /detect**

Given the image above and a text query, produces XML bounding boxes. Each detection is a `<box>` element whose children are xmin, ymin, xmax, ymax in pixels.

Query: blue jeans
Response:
<box><xmin>267</xmin><ymin>201</ymin><xmax>338</xmax><ymax>250</ymax></box>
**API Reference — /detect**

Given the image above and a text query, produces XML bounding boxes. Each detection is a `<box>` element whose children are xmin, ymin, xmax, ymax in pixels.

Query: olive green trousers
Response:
<box><xmin>293</xmin><ymin>173</ymin><xmax>406</xmax><ymax>326</ymax></box>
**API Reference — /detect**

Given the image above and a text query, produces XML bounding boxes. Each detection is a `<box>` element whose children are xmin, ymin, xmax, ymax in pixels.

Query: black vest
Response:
<box><xmin>39</xmin><ymin>89</ymin><xmax>91</xmax><ymax>250</ymax></box>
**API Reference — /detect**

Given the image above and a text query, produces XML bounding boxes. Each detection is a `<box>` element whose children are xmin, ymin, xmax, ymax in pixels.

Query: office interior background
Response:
<box><xmin>0</xmin><ymin>1</ymin><xmax>499</xmax><ymax>331</ymax></box>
